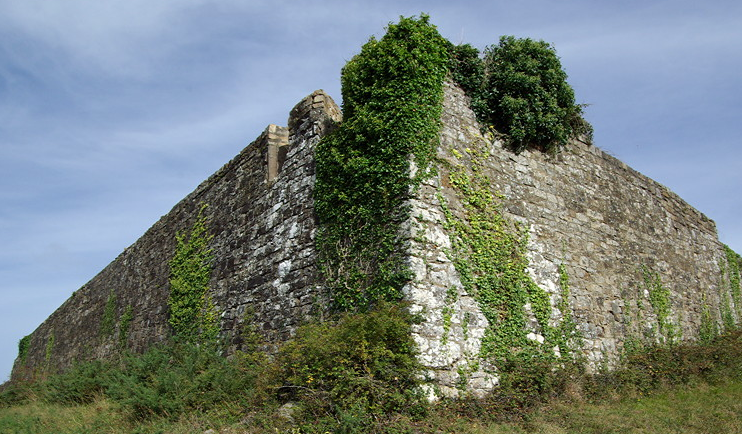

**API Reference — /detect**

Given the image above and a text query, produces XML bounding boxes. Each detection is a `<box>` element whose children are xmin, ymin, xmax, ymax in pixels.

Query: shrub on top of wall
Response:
<box><xmin>450</xmin><ymin>36</ymin><xmax>592</xmax><ymax>153</ymax></box>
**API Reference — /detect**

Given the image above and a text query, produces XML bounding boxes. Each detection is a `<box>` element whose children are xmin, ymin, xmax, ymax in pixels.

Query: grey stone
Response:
<box><xmin>11</xmin><ymin>82</ymin><xmax>739</xmax><ymax>398</ymax></box>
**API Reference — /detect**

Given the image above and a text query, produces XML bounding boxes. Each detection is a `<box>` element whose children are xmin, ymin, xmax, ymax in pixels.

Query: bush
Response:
<box><xmin>276</xmin><ymin>303</ymin><xmax>426</xmax><ymax>422</ymax></box>
<box><xmin>482</xmin><ymin>36</ymin><xmax>588</xmax><ymax>153</ymax></box>
<box><xmin>584</xmin><ymin>330</ymin><xmax>742</xmax><ymax>399</ymax></box>
<box><xmin>41</xmin><ymin>360</ymin><xmax>112</xmax><ymax>404</ymax></box>
<box><xmin>105</xmin><ymin>341</ymin><xmax>273</xmax><ymax>420</ymax></box>
<box><xmin>449</xmin><ymin>36</ymin><xmax>592</xmax><ymax>153</ymax></box>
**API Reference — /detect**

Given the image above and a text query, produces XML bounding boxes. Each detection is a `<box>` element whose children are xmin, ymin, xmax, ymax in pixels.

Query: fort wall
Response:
<box><xmin>13</xmin><ymin>84</ymin><xmax>738</xmax><ymax>396</ymax></box>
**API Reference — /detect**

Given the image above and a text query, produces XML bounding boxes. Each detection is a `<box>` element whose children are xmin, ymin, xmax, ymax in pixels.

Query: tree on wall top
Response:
<box><xmin>451</xmin><ymin>36</ymin><xmax>592</xmax><ymax>153</ymax></box>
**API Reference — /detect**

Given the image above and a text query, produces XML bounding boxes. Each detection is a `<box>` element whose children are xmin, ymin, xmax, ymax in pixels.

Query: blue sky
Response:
<box><xmin>1</xmin><ymin>0</ymin><xmax>740</xmax><ymax>381</ymax></box>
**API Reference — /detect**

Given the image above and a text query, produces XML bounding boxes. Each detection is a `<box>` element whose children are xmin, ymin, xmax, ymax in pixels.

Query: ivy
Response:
<box><xmin>314</xmin><ymin>15</ymin><xmax>449</xmax><ymax>311</ymax></box>
<box><xmin>438</xmin><ymin>142</ymin><xmax>560</xmax><ymax>365</ymax></box>
<box><xmin>699</xmin><ymin>293</ymin><xmax>718</xmax><ymax>344</ymax></box>
<box><xmin>17</xmin><ymin>335</ymin><xmax>30</xmax><ymax>363</ymax></box>
<box><xmin>118</xmin><ymin>305</ymin><xmax>133</xmax><ymax>350</ymax></box>
<box><xmin>642</xmin><ymin>265</ymin><xmax>676</xmax><ymax>343</ymax></box>
<box><xmin>554</xmin><ymin>264</ymin><xmax>581</xmax><ymax>357</ymax></box>
<box><xmin>441</xmin><ymin>287</ymin><xmax>458</xmax><ymax>346</ymax></box>
<box><xmin>168</xmin><ymin>203</ymin><xmax>219</xmax><ymax>344</ymax></box>
<box><xmin>723</xmin><ymin>244</ymin><xmax>741</xmax><ymax>318</ymax></box>
<box><xmin>100</xmin><ymin>291</ymin><xmax>117</xmax><ymax>337</ymax></box>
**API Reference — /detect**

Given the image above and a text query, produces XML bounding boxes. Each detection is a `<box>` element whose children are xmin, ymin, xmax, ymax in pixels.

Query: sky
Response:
<box><xmin>1</xmin><ymin>0</ymin><xmax>740</xmax><ymax>381</ymax></box>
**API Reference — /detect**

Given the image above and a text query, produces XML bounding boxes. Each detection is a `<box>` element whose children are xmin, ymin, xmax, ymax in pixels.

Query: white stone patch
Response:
<box><xmin>287</xmin><ymin>221</ymin><xmax>299</xmax><ymax>239</ymax></box>
<box><xmin>526</xmin><ymin>332</ymin><xmax>545</xmax><ymax>344</ymax></box>
<box><xmin>278</xmin><ymin>259</ymin><xmax>292</xmax><ymax>278</ymax></box>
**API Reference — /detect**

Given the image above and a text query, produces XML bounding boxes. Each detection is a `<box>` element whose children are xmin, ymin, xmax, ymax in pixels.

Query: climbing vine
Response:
<box><xmin>168</xmin><ymin>203</ymin><xmax>219</xmax><ymax>344</ymax></box>
<box><xmin>438</xmin><ymin>140</ymin><xmax>571</xmax><ymax>366</ymax></box>
<box><xmin>314</xmin><ymin>15</ymin><xmax>449</xmax><ymax>311</ymax></box>
<box><xmin>699</xmin><ymin>293</ymin><xmax>718</xmax><ymax>343</ymax></box>
<box><xmin>118</xmin><ymin>305</ymin><xmax>133</xmax><ymax>349</ymax></box>
<box><xmin>100</xmin><ymin>290</ymin><xmax>117</xmax><ymax>337</ymax></box>
<box><xmin>554</xmin><ymin>264</ymin><xmax>581</xmax><ymax>357</ymax></box>
<box><xmin>641</xmin><ymin>265</ymin><xmax>676</xmax><ymax>343</ymax></box>
<box><xmin>441</xmin><ymin>287</ymin><xmax>458</xmax><ymax>346</ymax></box>
<box><xmin>17</xmin><ymin>335</ymin><xmax>30</xmax><ymax>363</ymax></box>
<box><xmin>723</xmin><ymin>244</ymin><xmax>741</xmax><ymax>319</ymax></box>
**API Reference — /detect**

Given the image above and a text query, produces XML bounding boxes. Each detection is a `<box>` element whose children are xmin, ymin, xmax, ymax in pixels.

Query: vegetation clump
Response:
<box><xmin>314</xmin><ymin>15</ymin><xmax>449</xmax><ymax>311</ymax></box>
<box><xmin>439</xmin><ymin>139</ymin><xmax>580</xmax><ymax>374</ymax></box>
<box><xmin>167</xmin><ymin>204</ymin><xmax>219</xmax><ymax>345</ymax></box>
<box><xmin>450</xmin><ymin>36</ymin><xmax>592</xmax><ymax>153</ymax></box>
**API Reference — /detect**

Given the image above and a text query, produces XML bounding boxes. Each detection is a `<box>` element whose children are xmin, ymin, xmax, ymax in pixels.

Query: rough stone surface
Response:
<box><xmin>12</xmin><ymin>82</ymin><xmax>739</xmax><ymax>398</ymax></box>
<box><xmin>405</xmin><ymin>82</ymin><xmax>737</xmax><ymax>394</ymax></box>
<box><xmin>12</xmin><ymin>90</ymin><xmax>341</xmax><ymax>377</ymax></box>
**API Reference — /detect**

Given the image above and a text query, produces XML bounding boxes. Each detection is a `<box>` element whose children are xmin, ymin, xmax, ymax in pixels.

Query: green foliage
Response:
<box><xmin>589</xmin><ymin>330</ymin><xmax>742</xmax><ymax>398</ymax></box>
<box><xmin>100</xmin><ymin>291</ymin><xmax>117</xmax><ymax>338</ymax></box>
<box><xmin>41</xmin><ymin>360</ymin><xmax>112</xmax><ymax>405</ymax></box>
<box><xmin>5</xmin><ymin>330</ymin><xmax>742</xmax><ymax>433</ymax></box>
<box><xmin>20</xmin><ymin>342</ymin><xmax>273</xmax><ymax>422</ymax></box>
<box><xmin>167</xmin><ymin>203</ymin><xmax>218</xmax><ymax>344</ymax></box>
<box><xmin>17</xmin><ymin>335</ymin><xmax>30</xmax><ymax>363</ymax></box>
<box><xmin>118</xmin><ymin>305</ymin><xmax>133</xmax><ymax>349</ymax></box>
<box><xmin>449</xmin><ymin>37</ymin><xmax>591</xmax><ymax>153</ymax></box>
<box><xmin>699</xmin><ymin>294</ymin><xmax>719</xmax><ymax>344</ymax></box>
<box><xmin>642</xmin><ymin>265</ymin><xmax>676</xmax><ymax>342</ymax></box>
<box><xmin>723</xmin><ymin>244</ymin><xmax>741</xmax><ymax>318</ymax></box>
<box><xmin>448</xmin><ymin>43</ymin><xmax>490</xmax><ymax>119</ymax></box>
<box><xmin>107</xmin><ymin>343</ymin><xmax>269</xmax><ymax>420</ymax></box>
<box><xmin>276</xmin><ymin>303</ymin><xmax>425</xmax><ymax>421</ymax></box>
<box><xmin>441</xmin><ymin>287</ymin><xmax>458</xmax><ymax>346</ymax></box>
<box><xmin>439</xmin><ymin>142</ymin><xmax>575</xmax><ymax>366</ymax></box>
<box><xmin>314</xmin><ymin>15</ymin><xmax>449</xmax><ymax>311</ymax></box>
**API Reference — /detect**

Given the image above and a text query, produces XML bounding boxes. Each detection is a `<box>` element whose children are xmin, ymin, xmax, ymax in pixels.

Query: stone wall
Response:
<box><xmin>12</xmin><ymin>81</ymin><xmax>738</xmax><ymax>397</ymax></box>
<box><xmin>404</xmin><ymin>82</ymin><xmax>736</xmax><ymax>396</ymax></box>
<box><xmin>12</xmin><ymin>90</ymin><xmax>341</xmax><ymax>377</ymax></box>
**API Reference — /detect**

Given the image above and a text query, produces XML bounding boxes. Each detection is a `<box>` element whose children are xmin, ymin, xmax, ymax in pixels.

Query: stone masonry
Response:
<box><xmin>402</xmin><ymin>82</ymin><xmax>736</xmax><ymax>397</ymax></box>
<box><xmin>12</xmin><ymin>83</ymin><xmax>739</xmax><ymax>398</ymax></box>
<box><xmin>13</xmin><ymin>90</ymin><xmax>341</xmax><ymax>377</ymax></box>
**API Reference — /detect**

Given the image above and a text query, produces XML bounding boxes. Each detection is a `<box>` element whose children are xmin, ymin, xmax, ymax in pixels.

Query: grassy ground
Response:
<box><xmin>2</xmin><ymin>377</ymin><xmax>741</xmax><ymax>433</ymax></box>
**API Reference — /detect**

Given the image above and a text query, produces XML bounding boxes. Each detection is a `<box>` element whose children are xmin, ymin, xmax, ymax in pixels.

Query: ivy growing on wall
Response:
<box><xmin>699</xmin><ymin>293</ymin><xmax>718</xmax><ymax>343</ymax></box>
<box><xmin>723</xmin><ymin>244</ymin><xmax>741</xmax><ymax>319</ymax></box>
<box><xmin>438</xmin><ymin>140</ymin><xmax>576</xmax><ymax>366</ymax></box>
<box><xmin>641</xmin><ymin>265</ymin><xmax>676</xmax><ymax>342</ymax></box>
<box><xmin>314</xmin><ymin>15</ymin><xmax>449</xmax><ymax>311</ymax></box>
<box><xmin>118</xmin><ymin>305</ymin><xmax>133</xmax><ymax>349</ymax></box>
<box><xmin>17</xmin><ymin>335</ymin><xmax>30</xmax><ymax>363</ymax></box>
<box><xmin>168</xmin><ymin>203</ymin><xmax>219</xmax><ymax>344</ymax></box>
<box><xmin>100</xmin><ymin>291</ymin><xmax>117</xmax><ymax>337</ymax></box>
